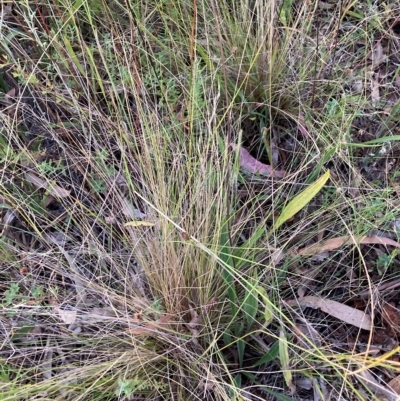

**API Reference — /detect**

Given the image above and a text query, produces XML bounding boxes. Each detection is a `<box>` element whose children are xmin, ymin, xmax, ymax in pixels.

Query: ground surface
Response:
<box><xmin>1</xmin><ymin>1</ymin><xmax>400</xmax><ymax>400</ymax></box>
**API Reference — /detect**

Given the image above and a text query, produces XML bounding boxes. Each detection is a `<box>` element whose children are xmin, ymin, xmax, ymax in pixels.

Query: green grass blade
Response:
<box><xmin>252</xmin><ymin>341</ymin><xmax>279</xmax><ymax>367</ymax></box>
<box><xmin>345</xmin><ymin>135</ymin><xmax>400</xmax><ymax>147</ymax></box>
<box><xmin>243</xmin><ymin>278</ymin><xmax>258</xmax><ymax>329</ymax></box>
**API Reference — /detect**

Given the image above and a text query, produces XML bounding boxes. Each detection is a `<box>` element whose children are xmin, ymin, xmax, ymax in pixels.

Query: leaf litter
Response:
<box><xmin>25</xmin><ymin>172</ymin><xmax>71</xmax><ymax>198</ymax></box>
<box><xmin>296</xmin><ymin>235</ymin><xmax>400</xmax><ymax>256</ymax></box>
<box><xmin>230</xmin><ymin>143</ymin><xmax>286</xmax><ymax>178</ymax></box>
<box><xmin>2</xmin><ymin>2</ymin><xmax>400</xmax><ymax>400</ymax></box>
<box><xmin>284</xmin><ymin>296</ymin><xmax>372</xmax><ymax>331</ymax></box>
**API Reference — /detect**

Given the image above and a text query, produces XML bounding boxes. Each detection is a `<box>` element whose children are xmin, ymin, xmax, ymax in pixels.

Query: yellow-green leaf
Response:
<box><xmin>274</xmin><ymin>170</ymin><xmax>330</xmax><ymax>230</ymax></box>
<box><xmin>124</xmin><ymin>221</ymin><xmax>154</xmax><ymax>227</ymax></box>
<box><xmin>64</xmin><ymin>36</ymin><xmax>85</xmax><ymax>76</ymax></box>
<box><xmin>279</xmin><ymin>329</ymin><xmax>295</xmax><ymax>394</ymax></box>
<box><xmin>257</xmin><ymin>286</ymin><xmax>273</xmax><ymax>327</ymax></box>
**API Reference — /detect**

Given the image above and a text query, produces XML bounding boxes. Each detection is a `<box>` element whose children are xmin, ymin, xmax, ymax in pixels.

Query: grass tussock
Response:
<box><xmin>1</xmin><ymin>0</ymin><xmax>400</xmax><ymax>400</ymax></box>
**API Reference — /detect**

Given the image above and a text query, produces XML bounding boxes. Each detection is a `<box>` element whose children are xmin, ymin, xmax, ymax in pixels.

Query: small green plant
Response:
<box><xmin>376</xmin><ymin>253</ymin><xmax>392</xmax><ymax>275</ymax></box>
<box><xmin>145</xmin><ymin>297</ymin><xmax>165</xmax><ymax>320</ymax></box>
<box><xmin>89</xmin><ymin>177</ymin><xmax>106</xmax><ymax>194</ymax></box>
<box><xmin>3</xmin><ymin>283</ymin><xmax>20</xmax><ymax>306</ymax></box>
<box><xmin>37</xmin><ymin>159</ymin><xmax>66</xmax><ymax>175</ymax></box>
<box><xmin>115</xmin><ymin>377</ymin><xmax>167</xmax><ymax>398</ymax></box>
<box><xmin>31</xmin><ymin>286</ymin><xmax>44</xmax><ymax>299</ymax></box>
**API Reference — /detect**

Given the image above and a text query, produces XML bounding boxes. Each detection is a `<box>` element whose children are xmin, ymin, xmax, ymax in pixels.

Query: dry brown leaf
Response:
<box><xmin>371</xmin><ymin>78</ymin><xmax>380</xmax><ymax>106</ymax></box>
<box><xmin>352</xmin><ymin>80</ymin><xmax>363</xmax><ymax>93</ymax></box>
<box><xmin>382</xmin><ymin>302</ymin><xmax>400</xmax><ymax>336</ymax></box>
<box><xmin>370</xmin><ymin>42</ymin><xmax>386</xmax><ymax>66</ymax></box>
<box><xmin>388</xmin><ymin>375</ymin><xmax>400</xmax><ymax>395</ymax></box>
<box><xmin>296</xmin><ymin>235</ymin><xmax>400</xmax><ymax>256</ymax></box>
<box><xmin>396</xmin><ymin>73</ymin><xmax>400</xmax><ymax>89</ymax></box>
<box><xmin>5</xmin><ymin>87</ymin><xmax>16</xmax><ymax>100</ymax></box>
<box><xmin>25</xmin><ymin>172</ymin><xmax>70</xmax><ymax>198</ymax></box>
<box><xmin>198</xmin><ymin>379</ymin><xmax>216</xmax><ymax>391</ymax></box>
<box><xmin>188</xmin><ymin>307</ymin><xmax>202</xmax><ymax>331</ymax></box>
<box><xmin>294</xmin><ymin>323</ymin><xmax>322</xmax><ymax>348</ymax></box>
<box><xmin>126</xmin><ymin>314</ymin><xmax>172</xmax><ymax>335</ymax></box>
<box><xmin>284</xmin><ymin>296</ymin><xmax>372</xmax><ymax>330</ymax></box>
<box><xmin>357</xmin><ymin>368</ymin><xmax>397</xmax><ymax>401</ymax></box>
<box><xmin>357</xmin><ymin>278</ymin><xmax>400</xmax><ymax>300</ymax></box>
<box><xmin>230</xmin><ymin>143</ymin><xmax>285</xmax><ymax>178</ymax></box>
<box><xmin>187</xmin><ymin>306</ymin><xmax>202</xmax><ymax>348</ymax></box>
<box><xmin>55</xmin><ymin>308</ymin><xmax>77</xmax><ymax>325</ymax></box>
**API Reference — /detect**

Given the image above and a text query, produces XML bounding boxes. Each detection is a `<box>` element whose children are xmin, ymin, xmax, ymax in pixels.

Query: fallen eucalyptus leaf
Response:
<box><xmin>56</xmin><ymin>308</ymin><xmax>77</xmax><ymax>325</ymax></box>
<box><xmin>120</xmin><ymin>197</ymin><xmax>146</xmax><ymax>219</ymax></box>
<box><xmin>388</xmin><ymin>375</ymin><xmax>400</xmax><ymax>395</ymax></box>
<box><xmin>25</xmin><ymin>172</ymin><xmax>70</xmax><ymax>198</ymax></box>
<box><xmin>371</xmin><ymin>78</ymin><xmax>380</xmax><ymax>106</ymax></box>
<box><xmin>357</xmin><ymin>368</ymin><xmax>397</xmax><ymax>401</ymax></box>
<box><xmin>284</xmin><ymin>296</ymin><xmax>372</xmax><ymax>330</ymax></box>
<box><xmin>126</xmin><ymin>314</ymin><xmax>171</xmax><ymax>336</ymax></box>
<box><xmin>230</xmin><ymin>143</ymin><xmax>285</xmax><ymax>178</ymax></box>
<box><xmin>296</xmin><ymin>235</ymin><xmax>400</xmax><ymax>256</ymax></box>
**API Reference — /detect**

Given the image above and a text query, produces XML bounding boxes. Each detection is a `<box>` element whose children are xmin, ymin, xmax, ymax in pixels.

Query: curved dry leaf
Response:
<box><xmin>297</xmin><ymin>235</ymin><xmax>400</xmax><ymax>256</ymax></box>
<box><xmin>25</xmin><ymin>172</ymin><xmax>70</xmax><ymax>198</ymax></box>
<box><xmin>126</xmin><ymin>314</ymin><xmax>171</xmax><ymax>336</ymax></box>
<box><xmin>230</xmin><ymin>143</ymin><xmax>285</xmax><ymax>178</ymax></box>
<box><xmin>388</xmin><ymin>375</ymin><xmax>400</xmax><ymax>395</ymax></box>
<box><xmin>381</xmin><ymin>302</ymin><xmax>400</xmax><ymax>335</ymax></box>
<box><xmin>370</xmin><ymin>42</ymin><xmax>386</xmax><ymax>66</ymax></box>
<box><xmin>284</xmin><ymin>296</ymin><xmax>372</xmax><ymax>330</ymax></box>
<box><xmin>120</xmin><ymin>197</ymin><xmax>146</xmax><ymax>219</ymax></box>
<box><xmin>5</xmin><ymin>87</ymin><xmax>16</xmax><ymax>100</ymax></box>
<box><xmin>357</xmin><ymin>368</ymin><xmax>398</xmax><ymax>401</ymax></box>
<box><xmin>56</xmin><ymin>308</ymin><xmax>77</xmax><ymax>325</ymax></box>
<box><xmin>371</xmin><ymin>78</ymin><xmax>380</xmax><ymax>106</ymax></box>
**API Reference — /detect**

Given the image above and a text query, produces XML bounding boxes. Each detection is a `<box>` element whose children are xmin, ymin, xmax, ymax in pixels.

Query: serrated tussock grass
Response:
<box><xmin>1</xmin><ymin>1</ymin><xmax>400</xmax><ymax>400</ymax></box>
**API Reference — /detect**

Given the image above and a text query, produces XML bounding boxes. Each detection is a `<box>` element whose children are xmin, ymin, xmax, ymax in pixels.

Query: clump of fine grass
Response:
<box><xmin>1</xmin><ymin>1</ymin><xmax>400</xmax><ymax>400</ymax></box>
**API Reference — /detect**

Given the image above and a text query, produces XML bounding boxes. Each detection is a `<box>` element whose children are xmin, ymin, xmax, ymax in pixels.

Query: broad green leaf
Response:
<box><xmin>11</xmin><ymin>325</ymin><xmax>35</xmax><ymax>341</ymax></box>
<box><xmin>64</xmin><ymin>36</ymin><xmax>85</xmax><ymax>76</ymax></box>
<box><xmin>274</xmin><ymin>170</ymin><xmax>330</xmax><ymax>230</ymax></box>
<box><xmin>223</xmin><ymin>331</ymin><xmax>232</xmax><ymax>347</ymax></box>
<box><xmin>252</xmin><ymin>340</ymin><xmax>279</xmax><ymax>367</ymax></box>
<box><xmin>124</xmin><ymin>221</ymin><xmax>154</xmax><ymax>227</ymax></box>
